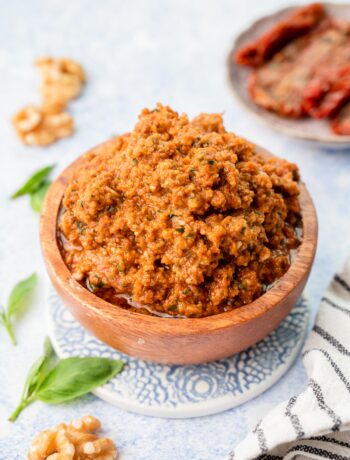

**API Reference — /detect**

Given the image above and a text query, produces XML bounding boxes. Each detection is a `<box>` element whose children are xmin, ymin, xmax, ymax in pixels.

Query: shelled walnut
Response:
<box><xmin>12</xmin><ymin>103</ymin><xmax>74</xmax><ymax>146</ymax></box>
<box><xmin>28</xmin><ymin>415</ymin><xmax>118</xmax><ymax>460</ymax></box>
<box><xmin>12</xmin><ymin>56</ymin><xmax>85</xmax><ymax>146</ymax></box>
<box><xmin>36</xmin><ymin>57</ymin><xmax>86</xmax><ymax>105</ymax></box>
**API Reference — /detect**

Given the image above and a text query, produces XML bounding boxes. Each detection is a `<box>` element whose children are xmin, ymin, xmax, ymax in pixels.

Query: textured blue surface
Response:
<box><xmin>0</xmin><ymin>0</ymin><xmax>350</xmax><ymax>459</ymax></box>
<box><xmin>49</xmin><ymin>291</ymin><xmax>308</xmax><ymax>416</ymax></box>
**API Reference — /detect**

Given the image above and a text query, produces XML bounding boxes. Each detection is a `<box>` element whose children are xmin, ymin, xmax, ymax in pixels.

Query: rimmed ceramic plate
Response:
<box><xmin>228</xmin><ymin>3</ymin><xmax>350</xmax><ymax>147</ymax></box>
<box><xmin>47</xmin><ymin>289</ymin><xmax>309</xmax><ymax>418</ymax></box>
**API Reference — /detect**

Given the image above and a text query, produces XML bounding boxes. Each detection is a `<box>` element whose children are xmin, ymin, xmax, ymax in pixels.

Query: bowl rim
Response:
<box><xmin>40</xmin><ymin>139</ymin><xmax>318</xmax><ymax>337</ymax></box>
<box><xmin>227</xmin><ymin>2</ymin><xmax>350</xmax><ymax>146</ymax></box>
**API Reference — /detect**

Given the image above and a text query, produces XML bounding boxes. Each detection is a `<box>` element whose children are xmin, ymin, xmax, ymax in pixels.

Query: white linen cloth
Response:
<box><xmin>227</xmin><ymin>256</ymin><xmax>350</xmax><ymax>460</ymax></box>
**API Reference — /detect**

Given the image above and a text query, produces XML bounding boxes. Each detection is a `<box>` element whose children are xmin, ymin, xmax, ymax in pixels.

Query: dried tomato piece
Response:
<box><xmin>235</xmin><ymin>3</ymin><xmax>325</xmax><ymax>67</ymax></box>
<box><xmin>331</xmin><ymin>103</ymin><xmax>350</xmax><ymax>134</ymax></box>
<box><xmin>248</xmin><ymin>23</ymin><xmax>346</xmax><ymax>118</ymax></box>
<box><xmin>303</xmin><ymin>65</ymin><xmax>350</xmax><ymax>118</ymax></box>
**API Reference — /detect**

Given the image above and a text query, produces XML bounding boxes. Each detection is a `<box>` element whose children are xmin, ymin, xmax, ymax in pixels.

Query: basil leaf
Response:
<box><xmin>36</xmin><ymin>357</ymin><xmax>124</xmax><ymax>404</ymax></box>
<box><xmin>23</xmin><ymin>338</ymin><xmax>56</xmax><ymax>400</ymax></box>
<box><xmin>7</xmin><ymin>273</ymin><xmax>37</xmax><ymax>318</ymax></box>
<box><xmin>30</xmin><ymin>181</ymin><xmax>51</xmax><ymax>213</ymax></box>
<box><xmin>8</xmin><ymin>338</ymin><xmax>56</xmax><ymax>421</ymax></box>
<box><xmin>11</xmin><ymin>165</ymin><xmax>55</xmax><ymax>199</ymax></box>
<box><xmin>0</xmin><ymin>307</ymin><xmax>16</xmax><ymax>345</ymax></box>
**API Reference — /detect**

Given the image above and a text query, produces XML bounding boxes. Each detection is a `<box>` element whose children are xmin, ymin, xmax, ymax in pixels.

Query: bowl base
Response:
<box><xmin>47</xmin><ymin>288</ymin><xmax>309</xmax><ymax>418</ymax></box>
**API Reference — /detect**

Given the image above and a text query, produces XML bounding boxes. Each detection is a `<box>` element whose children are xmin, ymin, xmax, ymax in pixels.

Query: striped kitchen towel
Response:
<box><xmin>228</xmin><ymin>256</ymin><xmax>350</xmax><ymax>460</ymax></box>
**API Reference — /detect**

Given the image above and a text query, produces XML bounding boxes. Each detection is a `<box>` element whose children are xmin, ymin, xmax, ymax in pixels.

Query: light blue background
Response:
<box><xmin>0</xmin><ymin>1</ymin><xmax>349</xmax><ymax>459</ymax></box>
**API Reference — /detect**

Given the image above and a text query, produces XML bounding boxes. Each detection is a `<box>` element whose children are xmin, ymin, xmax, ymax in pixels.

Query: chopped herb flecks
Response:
<box><xmin>77</xmin><ymin>221</ymin><xmax>85</xmax><ymax>233</ymax></box>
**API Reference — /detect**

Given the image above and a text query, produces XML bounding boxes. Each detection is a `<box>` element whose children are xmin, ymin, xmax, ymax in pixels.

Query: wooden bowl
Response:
<box><xmin>40</xmin><ymin>140</ymin><xmax>318</xmax><ymax>365</ymax></box>
<box><xmin>228</xmin><ymin>3</ymin><xmax>350</xmax><ymax>147</ymax></box>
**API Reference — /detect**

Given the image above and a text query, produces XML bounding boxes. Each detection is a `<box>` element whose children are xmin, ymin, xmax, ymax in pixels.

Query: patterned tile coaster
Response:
<box><xmin>47</xmin><ymin>290</ymin><xmax>309</xmax><ymax>418</ymax></box>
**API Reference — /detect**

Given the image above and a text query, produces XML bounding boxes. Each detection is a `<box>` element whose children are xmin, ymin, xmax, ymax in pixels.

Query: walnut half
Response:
<box><xmin>12</xmin><ymin>103</ymin><xmax>74</xmax><ymax>146</ymax></box>
<box><xmin>28</xmin><ymin>415</ymin><xmax>118</xmax><ymax>460</ymax></box>
<box><xmin>36</xmin><ymin>57</ymin><xmax>86</xmax><ymax>105</ymax></box>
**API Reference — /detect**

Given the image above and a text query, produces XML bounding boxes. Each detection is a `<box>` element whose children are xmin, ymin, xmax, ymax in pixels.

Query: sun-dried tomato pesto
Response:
<box><xmin>59</xmin><ymin>104</ymin><xmax>301</xmax><ymax>318</ymax></box>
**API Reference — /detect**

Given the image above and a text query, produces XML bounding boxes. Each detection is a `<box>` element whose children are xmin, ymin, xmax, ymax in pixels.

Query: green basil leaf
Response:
<box><xmin>11</xmin><ymin>165</ymin><xmax>55</xmax><ymax>199</ymax></box>
<box><xmin>22</xmin><ymin>338</ymin><xmax>56</xmax><ymax>401</ymax></box>
<box><xmin>8</xmin><ymin>338</ymin><xmax>56</xmax><ymax>421</ymax></box>
<box><xmin>36</xmin><ymin>357</ymin><xmax>124</xmax><ymax>404</ymax></box>
<box><xmin>30</xmin><ymin>181</ymin><xmax>51</xmax><ymax>213</ymax></box>
<box><xmin>43</xmin><ymin>336</ymin><xmax>54</xmax><ymax>357</ymax></box>
<box><xmin>0</xmin><ymin>306</ymin><xmax>16</xmax><ymax>344</ymax></box>
<box><xmin>7</xmin><ymin>273</ymin><xmax>37</xmax><ymax>318</ymax></box>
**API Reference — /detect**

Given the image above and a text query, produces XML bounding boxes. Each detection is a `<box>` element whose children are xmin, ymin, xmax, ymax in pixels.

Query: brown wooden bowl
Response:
<box><xmin>40</xmin><ymin>140</ymin><xmax>318</xmax><ymax>365</ymax></box>
<box><xmin>228</xmin><ymin>3</ymin><xmax>350</xmax><ymax>147</ymax></box>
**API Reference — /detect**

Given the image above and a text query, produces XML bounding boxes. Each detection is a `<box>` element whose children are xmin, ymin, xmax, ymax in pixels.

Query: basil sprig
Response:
<box><xmin>9</xmin><ymin>338</ymin><xmax>55</xmax><ymax>421</ymax></box>
<box><xmin>0</xmin><ymin>273</ymin><xmax>37</xmax><ymax>345</ymax></box>
<box><xmin>11</xmin><ymin>165</ymin><xmax>55</xmax><ymax>212</ymax></box>
<box><xmin>9</xmin><ymin>339</ymin><xmax>124</xmax><ymax>421</ymax></box>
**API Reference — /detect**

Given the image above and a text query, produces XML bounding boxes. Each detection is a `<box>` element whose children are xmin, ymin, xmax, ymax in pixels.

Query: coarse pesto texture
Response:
<box><xmin>59</xmin><ymin>104</ymin><xmax>301</xmax><ymax>318</ymax></box>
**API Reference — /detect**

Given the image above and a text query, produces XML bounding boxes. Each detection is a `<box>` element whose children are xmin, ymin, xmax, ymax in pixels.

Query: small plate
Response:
<box><xmin>47</xmin><ymin>289</ymin><xmax>309</xmax><ymax>418</ymax></box>
<box><xmin>228</xmin><ymin>3</ymin><xmax>350</xmax><ymax>147</ymax></box>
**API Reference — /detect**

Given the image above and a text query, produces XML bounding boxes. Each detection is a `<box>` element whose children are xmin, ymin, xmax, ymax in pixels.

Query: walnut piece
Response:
<box><xmin>36</xmin><ymin>57</ymin><xmax>86</xmax><ymax>105</ymax></box>
<box><xmin>28</xmin><ymin>415</ymin><xmax>118</xmax><ymax>460</ymax></box>
<box><xmin>12</xmin><ymin>103</ymin><xmax>74</xmax><ymax>146</ymax></box>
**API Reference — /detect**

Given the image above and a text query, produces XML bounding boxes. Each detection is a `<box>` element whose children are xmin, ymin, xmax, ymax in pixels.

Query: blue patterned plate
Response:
<box><xmin>47</xmin><ymin>290</ymin><xmax>308</xmax><ymax>418</ymax></box>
